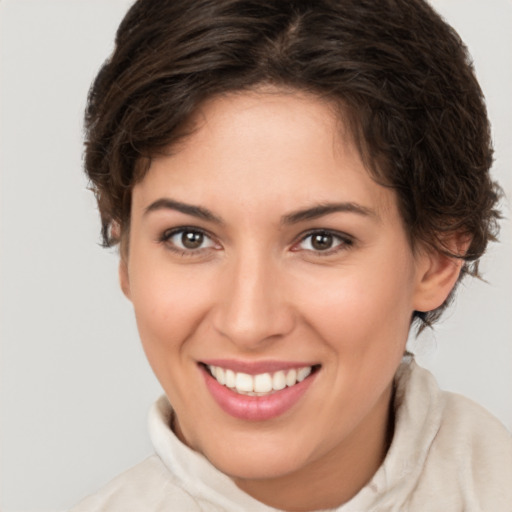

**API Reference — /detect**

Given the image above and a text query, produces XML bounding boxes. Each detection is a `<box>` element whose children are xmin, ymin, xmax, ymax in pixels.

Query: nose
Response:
<box><xmin>212</xmin><ymin>252</ymin><xmax>295</xmax><ymax>350</ymax></box>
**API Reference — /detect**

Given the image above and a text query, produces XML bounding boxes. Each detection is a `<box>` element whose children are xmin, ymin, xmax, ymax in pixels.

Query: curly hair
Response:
<box><xmin>84</xmin><ymin>0</ymin><xmax>501</xmax><ymax>327</ymax></box>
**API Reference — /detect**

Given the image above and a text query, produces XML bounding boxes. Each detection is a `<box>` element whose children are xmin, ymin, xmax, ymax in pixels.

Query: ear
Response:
<box><xmin>413</xmin><ymin>240</ymin><xmax>467</xmax><ymax>313</ymax></box>
<box><xmin>119</xmin><ymin>257</ymin><xmax>132</xmax><ymax>301</ymax></box>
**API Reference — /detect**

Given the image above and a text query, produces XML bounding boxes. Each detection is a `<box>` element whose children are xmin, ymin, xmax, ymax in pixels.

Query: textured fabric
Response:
<box><xmin>70</xmin><ymin>360</ymin><xmax>512</xmax><ymax>511</ymax></box>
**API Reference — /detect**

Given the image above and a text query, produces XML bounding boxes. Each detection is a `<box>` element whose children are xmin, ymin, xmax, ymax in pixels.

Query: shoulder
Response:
<box><xmin>438</xmin><ymin>390</ymin><xmax>511</xmax><ymax>448</ymax></box>
<box><xmin>404</xmin><ymin>362</ymin><xmax>512</xmax><ymax>510</ymax></box>
<box><xmin>433</xmin><ymin>391</ymin><xmax>512</xmax><ymax>490</ymax></box>
<box><xmin>69</xmin><ymin>455</ymin><xmax>210</xmax><ymax>512</ymax></box>
<box><xmin>421</xmin><ymin>368</ymin><xmax>512</xmax><ymax>472</ymax></box>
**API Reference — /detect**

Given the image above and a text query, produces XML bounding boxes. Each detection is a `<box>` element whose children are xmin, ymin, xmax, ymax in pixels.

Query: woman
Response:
<box><xmin>72</xmin><ymin>0</ymin><xmax>512</xmax><ymax>510</ymax></box>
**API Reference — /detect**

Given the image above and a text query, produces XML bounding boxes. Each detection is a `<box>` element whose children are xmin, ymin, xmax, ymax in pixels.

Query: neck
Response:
<box><xmin>233</xmin><ymin>383</ymin><xmax>395</xmax><ymax>511</ymax></box>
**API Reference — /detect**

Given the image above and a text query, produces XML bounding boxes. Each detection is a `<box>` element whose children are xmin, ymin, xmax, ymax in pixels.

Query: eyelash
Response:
<box><xmin>292</xmin><ymin>229</ymin><xmax>354</xmax><ymax>256</ymax></box>
<box><xmin>158</xmin><ymin>227</ymin><xmax>354</xmax><ymax>257</ymax></box>
<box><xmin>159</xmin><ymin>226</ymin><xmax>219</xmax><ymax>257</ymax></box>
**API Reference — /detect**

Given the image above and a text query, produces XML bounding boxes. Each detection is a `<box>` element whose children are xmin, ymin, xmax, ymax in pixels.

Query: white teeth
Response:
<box><xmin>285</xmin><ymin>369</ymin><xmax>297</xmax><ymax>387</ymax></box>
<box><xmin>235</xmin><ymin>372</ymin><xmax>254</xmax><ymax>393</ymax></box>
<box><xmin>225</xmin><ymin>369</ymin><xmax>236</xmax><ymax>388</ymax></box>
<box><xmin>272</xmin><ymin>370</ymin><xmax>286</xmax><ymax>391</ymax></box>
<box><xmin>297</xmin><ymin>367</ymin><xmax>312</xmax><ymax>382</ymax></box>
<box><xmin>207</xmin><ymin>364</ymin><xmax>314</xmax><ymax>395</ymax></box>
<box><xmin>254</xmin><ymin>373</ymin><xmax>273</xmax><ymax>393</ymax></box>
<box><xmin>215</xmin><ymin>366</ymin><xmax>226</xmax><ymax>385</ymax></box>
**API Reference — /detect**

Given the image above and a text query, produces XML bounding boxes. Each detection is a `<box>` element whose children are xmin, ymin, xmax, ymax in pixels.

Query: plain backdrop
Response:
<box><xmin>0</xmin><ymin>0</ymin><xmax>511</xmax><ymax>510</ymax></box>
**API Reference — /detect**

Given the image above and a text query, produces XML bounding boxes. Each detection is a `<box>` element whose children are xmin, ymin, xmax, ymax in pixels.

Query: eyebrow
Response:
<box><xmin>281</xmin><ymin>202</ymin><xmax>377</xmax><ymax>225</ymax></box>
<box><xmin>144</xmin><ymin>198</ymin><xmax>376</xmax><ymax>225</ymax></box>
<box><xmin>144</xmin><ymin>198</ymin><xmax>224</xmax><ymax>224</ymax></box>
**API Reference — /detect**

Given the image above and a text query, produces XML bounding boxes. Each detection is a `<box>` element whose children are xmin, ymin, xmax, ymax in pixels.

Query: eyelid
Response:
<box><xmin>159</xmin><ymin>226</ymin><xmax>221</xmax><ymax>253</ymax></box>
<box><xmin>291</xmin><ymin>228</ymin><xmax>354</xmax><ymax>254</ymax></box>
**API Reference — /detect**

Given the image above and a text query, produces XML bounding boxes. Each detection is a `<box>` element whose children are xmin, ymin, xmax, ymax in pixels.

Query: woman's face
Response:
<box><xmin>121</xmin><ymin>90</ymin><xmax>446</xmax><ymax>502</ymax></box>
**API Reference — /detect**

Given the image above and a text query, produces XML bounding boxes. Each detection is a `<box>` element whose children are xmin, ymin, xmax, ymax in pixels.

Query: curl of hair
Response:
<box><xmin>84</xmin><ymin>0</ymin><xmax>502</xmax><ymax>328</ymax></box>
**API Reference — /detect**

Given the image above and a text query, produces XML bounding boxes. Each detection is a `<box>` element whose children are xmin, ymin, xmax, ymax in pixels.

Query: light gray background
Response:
<box><xmin>0</xmin><ymin>1</ymin><xmax>510</xmax><ymax>510</ymax></box>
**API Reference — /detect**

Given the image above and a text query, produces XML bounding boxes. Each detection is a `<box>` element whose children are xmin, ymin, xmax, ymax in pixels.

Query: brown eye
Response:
<box><xmin>181</xmin><ymin>230</ymin><xmax>204</xmax><ymax>249</ymax></box>
<box><xmin>294</xmin><ymin>230</ymin><xmax>352</xmax><ymax>254</ymax></box>
<box><xmin>162</xmin><ymin>228</ymin><xmax>217</xmax><ymax>253</ymax></box>
<box><xmin>311</xmin><ymin>233</ymin><xmax>334</xmax><ymax>251</ymax></box>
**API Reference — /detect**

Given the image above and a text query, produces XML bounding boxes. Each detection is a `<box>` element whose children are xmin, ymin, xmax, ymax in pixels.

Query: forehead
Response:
<box><xmin>133</xmin><ymin>90</ymin><xmax>397</xmax><ymax>220</ymax></box>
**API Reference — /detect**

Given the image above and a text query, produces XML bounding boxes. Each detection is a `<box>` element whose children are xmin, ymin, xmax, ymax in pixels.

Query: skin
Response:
<box><xmin>120</xmin><ymin>90</ymin><xmax>462</xmax><ymax>511</ymax></box>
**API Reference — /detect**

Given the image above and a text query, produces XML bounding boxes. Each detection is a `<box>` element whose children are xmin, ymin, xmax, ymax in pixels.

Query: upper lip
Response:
<box><xmin>200</xmin><ymin>359</ymin><xmax>319</xmax><ymax>374</ymax></box>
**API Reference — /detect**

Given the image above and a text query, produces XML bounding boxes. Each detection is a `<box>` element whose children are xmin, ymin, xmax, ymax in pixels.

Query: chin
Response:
<box><xmin>199</xmin><ymin>434</ymin><xmax>313</xmax><ymax>481</ymax></box>
<box><xmin>215</xmin><ymin>454</ymin><xmax>302</xmax><ymax>481</ymax></box>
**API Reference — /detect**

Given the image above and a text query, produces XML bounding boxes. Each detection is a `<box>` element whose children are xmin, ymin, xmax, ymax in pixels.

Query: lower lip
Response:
<box><xmin>200</xmin><ymin>366</ymin><xmax>317</xmax><ymax>421</ymax></box>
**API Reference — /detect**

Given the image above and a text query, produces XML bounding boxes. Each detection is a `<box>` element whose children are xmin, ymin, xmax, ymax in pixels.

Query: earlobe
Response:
<box><xmin>119</xmin><ymin>257</ymin><xmax>132</xmax><ymax>300</ymax></box>
<box><xmin>413</xmin><ymin>248</ymin><xmax>465</xmax><ymax>313</ymax></box>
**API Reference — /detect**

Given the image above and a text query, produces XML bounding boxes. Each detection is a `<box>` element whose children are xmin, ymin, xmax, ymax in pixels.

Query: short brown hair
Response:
<box><xmin>84</xmin><ymin>0</ymin><xmax>501</xmax><ymax>327</ymax></box>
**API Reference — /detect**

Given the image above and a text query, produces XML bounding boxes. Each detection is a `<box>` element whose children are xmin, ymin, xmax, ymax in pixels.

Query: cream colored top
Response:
<box><xmin>71</xmin><ymin>359</ymin><xmax>512</xmax><ymax>511</ymax></box>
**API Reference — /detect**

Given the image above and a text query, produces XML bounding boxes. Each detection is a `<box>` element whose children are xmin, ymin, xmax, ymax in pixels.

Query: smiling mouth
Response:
<box><xmin>201</xmin><ymin>363</ymin><xmax>321</xmax><ymax>397</ymax></box>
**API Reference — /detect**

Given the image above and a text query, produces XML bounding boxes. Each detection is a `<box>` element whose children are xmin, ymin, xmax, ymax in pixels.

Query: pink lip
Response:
<box><xmin>200</xmin><ymin>364</ymin><xmax>318</xmax><ymax>421</ymax></box>
<box><xmin>201</xmin><ymin>358</ymin><xmax>316</xmax><ymax>375</ymax></box>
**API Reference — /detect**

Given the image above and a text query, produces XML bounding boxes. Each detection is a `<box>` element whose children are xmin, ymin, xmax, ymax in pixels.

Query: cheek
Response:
<box><xmin>293</xmin><ymin>258</ymin><xmax>416</xmax><ymax>352</ymax></box>
<box><xmin>128</xmin><ymin>257</ymin><xmax>213</xmax><ymax>360</ymax></box>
